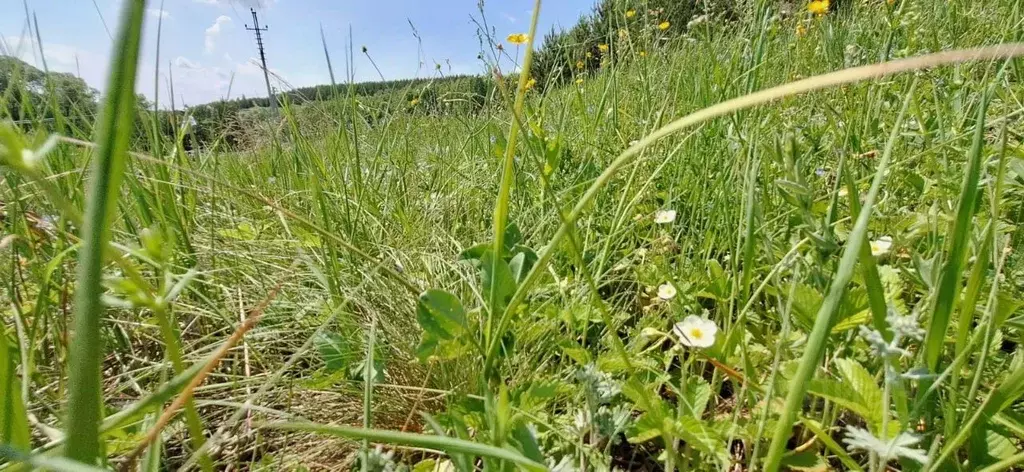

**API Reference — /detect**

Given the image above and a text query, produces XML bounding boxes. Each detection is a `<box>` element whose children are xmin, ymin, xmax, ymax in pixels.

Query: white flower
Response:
<box><xmin>673</xmin><ymin>315</ymin><xmax>717</xmax><ymax>348</ymax></box>
<box><xmin>838</xmin><ymin>187</ymin><xmax>849</xmax><ymax>197</ymax></box>
<box><xmin>843</xmin><ymin>426</ymin><xmax>929</xmax><ymax>465</ymax></box>
<box><xmin>654</xmin><ymin>209</ymin><xmax>676</xmax><ymax>224</ymax></box>
<box><xmin>870</xmin><ymin>236</ymin><xmax>893</xmax><ymax>256</ymax></box>
<box><xmin>657</xmin><ymin>283</ymin><xmax>677</xmax><ymax>300</ymax></box>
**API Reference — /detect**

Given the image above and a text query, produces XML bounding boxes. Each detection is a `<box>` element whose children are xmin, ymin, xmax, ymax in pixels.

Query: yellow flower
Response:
<box><xmin>585</xmin><ymin>51</ymin><xmax>593</xmax><ymax>58</ymax></box>
<box><xmin>410</xmin><ymin>98</ymin><xmax>420</xmax><ymax>106</ymax></box>
<box><xmin>575</xmin><ymin>78</ymin><xmax>584</xmax><ymax>85</ymax></box>
<box><xmin>525</xmin><ymin>77</ymin><xmax>536</xmax><ymax>90</ymax></box>
<box><xmin>506</xmin><ymin>33</ymin><xmax>529</xmax><ymax>45</ymax></box>
<box><xmin>796</xmin><ymin>23</ymin><xmax>807</xmax><ymax>36</ymax></box>
<box><xmin>618</xmin><ymin>28</ymin><xmax>628</xmax><ymax>40</ymax></box>
<box><xmin>625</xmin><ymin>9</ymin><xmax>636</xmax><ymax>18</ymax></box>
<box><xmin>598</xmin><ymin>43</ymin><xmax>609</xmax><ymax>52</ymax></box>
<box><xmin>576</xmin><ymin>60</ymin><xmax>585</xmax><ymax>69</ymax></box>
<box><xmin>639</xmin><ymin>50</ymin><xmax>647</xmax><ymax>57</ymax></box>
<box><xmin>658</xmin><ymin>21</ymin><xmax>670</xmax><ymax>30</ymax></box>
<box><xmin>808</xmin><ymin>0</ymin><xmax>830</xmax><ymax>15</ymax></box>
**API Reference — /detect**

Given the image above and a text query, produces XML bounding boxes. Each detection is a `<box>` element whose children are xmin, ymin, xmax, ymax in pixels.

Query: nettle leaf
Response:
<box><xmin>417</xmin><ymin>289</ymin><xmax>467</xmax><ymax>341</ymax></box>
<box><xmin>629</xmin><ymin>411</ymin><xmax>665</xmax><ymax>443</ymax></box>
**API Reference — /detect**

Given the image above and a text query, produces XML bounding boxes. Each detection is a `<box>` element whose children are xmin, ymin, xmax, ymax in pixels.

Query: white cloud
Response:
<box><xmin>147</xmin><ymin>8</ymin><xmax>171</xmax><ymax>19</ymax></box>
<box><xmin>174</xmin><ymin>56</ymin><xmax>201</xmax><ymax>70</ymax></box>
<box><xmin>204</xmin><ymin>15</ymin><xmax>232</xmax><ymax>54</ymax></box>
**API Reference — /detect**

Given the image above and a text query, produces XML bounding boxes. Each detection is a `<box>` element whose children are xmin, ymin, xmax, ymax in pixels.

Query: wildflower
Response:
<box><xmin>586</xmin><ymin>51</ymin><xmax>593</xmax><ymax>58</ymax></box>
<box><xmin>658</xmin><ymin>21</ymin><xmax>670</xmax><ymax>30</ymax></box>
<box><xmin>870</xmin><ymin>236</ymin><xmax>893</xmax><ymax>256</ymax></box>
<box><xmin>808</xmin><ymin>0</ymin><xmax>830</xmax><ymax>15</ymax></box>
<box><xmin>625</xmin><ymin>9</ymin><xmax>636</xmax><ymax>18</ymax></box>
<box><xmin>267</xmin><ymin>176</ymin><xmax>277</xmax><ymax>184</ymax></box>
<box><xmin>654</xmin><ymin>209</ymin><xmax>676</xmax><ymax>224</ymax></box>
<box><xmin>843</xmin><ymin>426</ymin><xmax>928</xmax><ymax>465</ymax></box>
<box><xmin>639</xmin><ymin>50</ymin><xmax>647</xmax><ymax>57</ymax></box>
<box><xmin>887</xmin><ymin>310</ymin><xmax>925</xmax><ymax>341</ymax></box>
<box><xmin>618</xmin><ymin>29</ymin><xmax>628</xmax><ymax>40</ymax></box>
<box><xmin>598</xmin><ymin>43</ymin><xmax>609</xmax><ymax>52</ymax></box>
<box><xmin>814</xmin><ymin>167</ymin><xmax>827</xmax><ymax>177</ymax></box>
<box><xmin>576</xmin><ymin>60</ymin><xmax>585</xmax><ymax>69</ymax></box>
<box><xmin>658</xmin><ymin>283</ymin><xmax>677</xmax><ymax>300</ymax></box>
<box><xmin>838</xmin><ymin>187</ymin><xmax>849</xmax><ymax>197</ymax></box>
<box><xmin>673</xmin><ymin>315</ymin><xmax>718</xmax><ymax>348</ymax></box>
<box><xmin>687</xmin><ymin>14</ymin><xmax>708</xmax><ymax>28</ymax></box>
<box><xmin>506</xmin><ymin>33</ymin><xmax>529</xmax><ymax>45</ymax></box>
<box><xmin>525</xmin><ymin>77</ymin><xmax>537</xmax><ymax>90</ymax></box>
<box><xmin>409</xmin><ymin>98</ymin><xmax>420</xmax><ymax>106</ymax></box>
<box><xmin>796</xmin><ymin>23</ymin><xmax>807</xmax><ymax>36</ymax></box>
<box><xmin>575</xmin><ymin>78</ymin><xmax>584</xmax><ymax>85</ymax></box>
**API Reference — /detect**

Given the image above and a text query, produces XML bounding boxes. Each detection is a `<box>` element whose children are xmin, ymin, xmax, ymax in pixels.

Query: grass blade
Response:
<box><xmin>64</xmin><ymin>0</ymin><xmax>146</xmax><ymax>463</ymax></box>
<box><xmin>923</xmin><ymin>87</ymin><xmax>991</xmax><ymax>371</ymax></box>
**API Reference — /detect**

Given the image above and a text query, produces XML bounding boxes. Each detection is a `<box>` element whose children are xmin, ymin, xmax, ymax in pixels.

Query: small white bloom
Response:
<box><xmin>843</xmin><ymin>426</ymin><xmax>929</xmax><ymax>465</ymax></box>
<box><xmin>267</xmin><ymin>176</ymin><xmax>276</xmax><ymax>184</ymax></box>
<box><xmin>654</xmin><ymin>209</ymin><xmax>676</xmax><ymax>224</ymax></box>
<box><xmin>657</xmin><ymin>283</ymin><xmax>677</xmax><ymax>300</ymax></box>
<box><xmin>673</xmin><ymin>315</ymin><xmax>718</xmax><ymax>348</ymax></box>
<box><xmin>870</xmin><ymin>236</ymin><xmax>893</xmax><ymax>256</ymax></box>
<box><xmin>838</xmin><ymin>187</ymin><xmax>850</xmax><ymax>198</ymax></box>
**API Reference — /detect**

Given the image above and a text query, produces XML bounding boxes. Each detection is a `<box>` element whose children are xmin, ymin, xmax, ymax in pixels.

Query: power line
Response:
<box><xmin>244</xmin><ymin>8</ymin><xmax>278</xmax><ymax>115</ymax></box>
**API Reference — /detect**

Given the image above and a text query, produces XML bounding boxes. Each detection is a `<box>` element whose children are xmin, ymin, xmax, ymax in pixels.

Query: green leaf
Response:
<box><xmin>780</xmin><ymin>449</ymin><xmax>828</xmax><ymax>471</ymax></box>
<box><xmin>481</xmin><ymin>251</ymin><xmax>516</xmax><ymax>314</ymax></box>
<box><xmin>800</xmin><ymin>418</ymin><xmax>863</xmax><ymax>471</ymax></box>
<box><xmin>315</xmin><ymin>333</ymin><xmax>350</xmax><ymax>373</ymax></box>
<box><xmin>628</xmin><ymin>411</ymin><xmax>665</xmax><ymax>443</ymax></box>
<box><xmin>0</xmin><ymin>330</ymin><xmax>30</xmax><ymax>453</ymax></box>
<box><xmin>417</xmin><ymin>290</ymin><xmax>467</xmax><ymax>341</ymax></box>
<box><xmin>670</xmin><ymin>416</ymin><xmax>728</xmax><ymax>462</ymax></box>
<box><xmin>923</xmin><ymin>89</ymin><xmax>991</xmax><ymax>372</ymax></box>
<box><xmin>557</xmin><ymin>341</ymin><xmax>591</xmax><ymax>365</ymax></box>
<box><xmin>680</xmin><ymin>377</ymin><xmax>711</xmax><ymax>418</ymax></box>
<box><xmin>970</xmin><ymin>425</ymin><xmax>1017</xmax><ymax>468</ymax></box>
<box><xmin>807</xmin><ymin>378</ymin><xmax>880</xmax><ymax>431</ymax></box>
<box><xmin>834</xmin><ymin>359</ymin><xmax>883</xmax><ymax>424</ymax></box>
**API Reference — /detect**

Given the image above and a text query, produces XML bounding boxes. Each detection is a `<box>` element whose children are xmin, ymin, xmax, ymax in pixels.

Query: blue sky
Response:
<box><xmin>0</xmin><ymin>0</ymin><xmax>596</xmax><ymax>106</ymax></box>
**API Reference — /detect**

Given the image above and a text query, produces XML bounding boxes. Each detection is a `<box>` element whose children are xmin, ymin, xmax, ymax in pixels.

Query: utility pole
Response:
<box><xmin>245</xmin><ymin>8</ymin><xmax>277</xmax><ymax>115</ymax></box>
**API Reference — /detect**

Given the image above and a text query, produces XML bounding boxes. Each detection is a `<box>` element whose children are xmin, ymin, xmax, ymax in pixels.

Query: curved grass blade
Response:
<box><xmin>65</xmin><ymin>0</ymin><xmax>147</xmax><ymax>463</ymax></box>
<box><xmin>267</xmin><ymin>422</ymin><xmax>548</xmax><ymax>472</ymax></box>
<box><xmin>492</xmin><ymin>44</ymin><xmax>1024</xmax><ymax>361</ymax></box>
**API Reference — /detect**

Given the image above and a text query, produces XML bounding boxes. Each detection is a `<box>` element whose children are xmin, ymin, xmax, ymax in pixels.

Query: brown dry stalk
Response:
<box><xmin>120</xmin><ymin>267</ymin><xmax>294</xmax><ymax>471</ymax></box>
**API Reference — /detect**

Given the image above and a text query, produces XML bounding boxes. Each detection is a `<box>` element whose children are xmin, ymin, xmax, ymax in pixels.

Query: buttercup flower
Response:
<box><xmin>639</xmin><ymin>50</ymin><xmax>647</xmax><ymax>57</ymax></box>
<box><xmin>507</xmin><ymin>33</ymin><xmax>529</xmax><ymax>45</ymax></box>
<box><xmin>658</xmin><ymin>21</ymin><xmax>670</xmax><ymax>30</ymax></box>
<box><xmin>525</xmin><ymin>77</ymin><xmax>537</xmax><ymax>90</ymax></box>
<box><xmin>673</xmin><ymin>315</ymin><xmax>718</xmax><ymax>348</ymax></box>
<box><xmin>870</xmin><ymin>236</ymin><xmax>893</xmax><ymax>256</ymax></box>
<box><xmin>809</xmin><ymin>0</ymin><xmax>830</xmax><ymax>15</ymax></box>
<box><xmin>598</xmin><ymin>43</ymin><xmax>609</xmax><ymax>52</ymax></box>
<box><xmin>657</xmin><ymin>283</ymin><xmax>677</xmax><ymax>300</ymax></box>
<box><xmin>625</xmin><ymin>9</ymin><xmax>636</xmax><ymax>18</ymax></box>
<box><xmin>575</xmin><ymin>78</ymin><xmax>584</xmax><ymax>85</ymax></box>
<box><xmin>654</xmin><ymin>209</ymin><xmax>676</xmax><ymax>224</ymax></box>
<box><xmin>576</xmin><ymin>60</ymin><xmax>585</xmax><ymax>69</ymax></box>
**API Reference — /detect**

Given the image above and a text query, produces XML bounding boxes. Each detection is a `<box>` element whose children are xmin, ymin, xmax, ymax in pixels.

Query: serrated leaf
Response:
<box><xmin>670</xmin><ymin>416</ymin><xmax>728</xmax><ymax>462</ymax></box>
<box><xmin>628</xmin><ymin>411</ymin><xmax>665</xmax><ymax>443</ymax></box>
<box><xmin>834</xmin><ymin>358</ymin><xmax>883</xmax><ymax>419</ymax></box>
<box><xmin>781</xmin><ymin>449</ymin><xmax>827</xmax><ymax>471</ymax></box>
<box><xmin>681</xmin><ymin>377</ymin><xmax>711</xmax><ymax>418</ymax></box>
<box><xmin>807</xmin><ymin>378</ymin><xmax>880</xmax><ymax>431</ymax></box>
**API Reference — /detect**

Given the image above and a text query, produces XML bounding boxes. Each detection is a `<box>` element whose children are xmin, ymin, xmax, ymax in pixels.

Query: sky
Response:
<box><xmin>0</xmin><ymin>0</ymin><xmax>596</xmax><ymax>107</ymax></box>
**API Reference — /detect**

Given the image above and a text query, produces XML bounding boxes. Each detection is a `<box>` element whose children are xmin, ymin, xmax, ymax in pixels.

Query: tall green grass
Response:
<box><xmin>1</xmin><ymin>0</ymin><xmax>1024</xmax><ymax>470</ymax></box>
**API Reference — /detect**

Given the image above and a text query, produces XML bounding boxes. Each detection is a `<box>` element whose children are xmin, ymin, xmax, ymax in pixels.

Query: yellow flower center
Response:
<box><xmin>690</xmin><ymin>328</ymin><xmax>703</xmax><ymax>340</ymax></box>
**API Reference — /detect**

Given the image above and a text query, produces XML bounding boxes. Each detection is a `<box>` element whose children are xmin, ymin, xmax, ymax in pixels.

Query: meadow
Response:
<box><xmin>2</xmin><ymin>0</ymin><xmax>1024</xmax><ymax>470</ymax></box>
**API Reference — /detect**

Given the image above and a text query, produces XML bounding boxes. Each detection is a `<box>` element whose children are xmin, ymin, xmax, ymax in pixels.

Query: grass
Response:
<box><xmin>2</xmin><ymin>0</ymin><xmax>1024</xmax><ymax>470</ymax></box>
